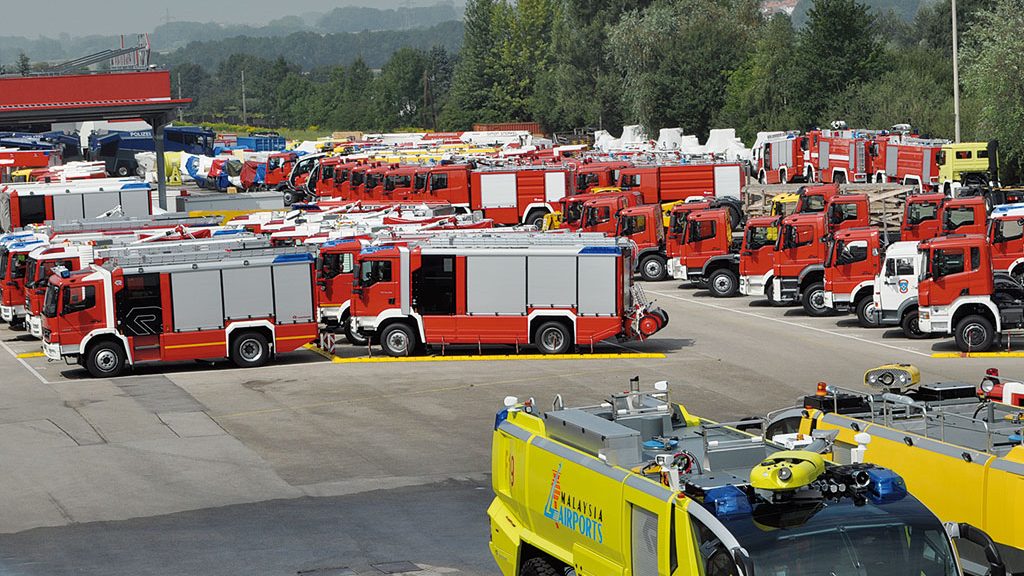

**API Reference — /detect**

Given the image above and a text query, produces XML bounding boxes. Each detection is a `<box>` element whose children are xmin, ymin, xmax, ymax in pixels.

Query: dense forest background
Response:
<box><xmin>3</xmin><ymin>0</ymin><xmax>1023</xmax><ymax>177</ymax></box>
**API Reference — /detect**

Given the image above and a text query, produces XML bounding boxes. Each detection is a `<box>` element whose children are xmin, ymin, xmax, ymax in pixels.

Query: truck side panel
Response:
<box><xmin>272</xmin><ymin>263</ymin><xmax>315</xmax><ymax>324</ymax></box>
<box><xmin>467</xmin><ymin>256</ymin><xmax>527</xmax><ymax>314</ymax></box>
<box><xmin>578</xmin><ymin>257</ymin><xmax>617</xmax><ymax>315</ymax></box>
<box><xmin>171</xmin><ymin>270</ymin><xmax>224</xmax><ymax>331</ymax></box>
<box><xmin>223</xmin><ymin>266</ymin><xmax>274</xmax><ymax>319</ymax></box>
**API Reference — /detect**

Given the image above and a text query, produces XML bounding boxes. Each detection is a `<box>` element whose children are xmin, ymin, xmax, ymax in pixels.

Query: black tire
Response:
<box><xmin>801</xmin><ymin>282</ymin><xmax>831</xmax><ymax>316</ymax></box>
<box><xmin>535</xmin><ymin>321</ymin><xmax>572</xmax><ymax>355</ymax></box>
<box><xmin>116</xmin><ymin>165</ymin><xmax>129</xmax><ymax>177</ymax></box>
<box><xmin>231</xmin><ymin>331</ymin><xmax>271</xmax><ymax>368</ymax></box>
<box><xmin>282</xmin><ymin>190</ymin><xmax>298</xmax><ymax>206</ymax></box>
<box><xmin>85</xmin><ymin>340</ymin><xmax>126</xmax><ymax>378</ymax></box>
<box><xmin>639</xmin><ymin>254</ymin><xmax>667</xmax><ymax>282</ymax></box>
<box><xmin>343</xmin><ymin>317</ymin><xmax>369</xmax><ymax>346</ymax></box>
<box><xmin>805</xmin><ymin>168</ymin><xmax>815</xmax><ymax>183</ymax></box>
<box><xmin>380</xmin><ymin>323</ymin><xmax>416</xmax><ymax>357</ymax></box>
<box><xmin>835</xmin><ymin>172</ymin><xmax>847</xmax><ymax>184</ymax></box>
<box><xmin>954</xmin><ymin>314</ymin><xmax>996</xmax><ymax>352</ymax></box>
<box><xmin>855</xmin><ymin>296</ymin><xmax>880</xmax><ymax>328</ymax></box>
<box><xmin>900</xmin><ymin>309</ymin><xmax>928</xmax><ymax>339</ymax></box>
<box><xmin>1011</xmin><ymin>266</ymin><xmax>1024</xmax><ymax>286</ymax></box>
<box><xmin>519</xmin><ymin>557</ymin><xmax>561</xmax><ymax>576</ymax></box>
<box><xmin>727</xmin><ymin>205</ymin><xmax>743</xmax><ymax>231</ymax></box>
<box><xmin>708</xmin><ymin>268</ymin><xmax>739</xmax><ymax>298</ymax></box>
<box><xmin>524</xmin><ymin>209</ymin><xmax>546</xmax><ymax>229</ymax></box>
<box><xmin>758</xmin><ymin>171</ymin><xmax>767</xmax><ymax>185</ymax></box>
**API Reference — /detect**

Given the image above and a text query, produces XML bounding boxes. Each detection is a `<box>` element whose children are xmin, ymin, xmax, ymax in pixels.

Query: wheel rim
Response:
<box><xmin>712</xmin><ymin>274</ymin><xmax>733</xmax><ymax>294</ymax></box>
<box><xmin>644</xmin><ymin>260</ymin><xmax>662</xmax><ymax>278</ymax></box>
<box><xmin>239</xmin><ymin>338</ymin><xmax>263</xmax><ymax>362</ymax></box>
<box><xmin>862</xmin><ymin>302</ymin><xmax>879</xmax><ymax>325</ymax></box>
<box><xmin>95</xmin><ymin>349</ymin><xmax>118</xmax><ymax>372</ymax></box>
<box><xmin>809</xmin><ymin>290</ymin><xmax>826</xmax><ymax>312</ymax></box>
<box><xmin>908</xmin><ymin>315</ymin><xmax>922</xmax><ymax>336</ymax></box>
<box><xmin>386</xmin><ymin>330</ymin><xmax>409</xmax><ymax>354</ymax></box>
<box><xmin>962</xmin><ymin>323</ymin><xmax>987</xmax><ymax>348</ymax></box>
<box><xmin>541</xmin><ymin>328</ymin><xmax>564</xmax><ymax>352</ymax></box>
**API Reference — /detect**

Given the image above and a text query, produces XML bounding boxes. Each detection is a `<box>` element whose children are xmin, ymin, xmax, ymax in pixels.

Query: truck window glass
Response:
<box><xmin>43</xmin><ymin>284</ymin><xmax>59</xmax><ymax>318</ymax></box>
<box><xmin>978</xmin><ymin>149</ymin><xmax>989</xmax><ymax>159</ymax></box>
<box><xmin>621</xmin><ymin>174</ymin><xmax>640</xmax><ymax>189</ymax></box>
<box><xmin>690</xmin><ymin>517</ymin><xmax>738</xmax><ymax>576</ymax></box>
<box><xmin>430</xmin><ymin>173</ymin><xmax>449</xmax><ymax>190</ymax></box>
<box><xmin>791</xmin><ymin>225</ymin><xmax>814</xmax><ymax>248</ymax></box>
<box><xmin>351</xmin><ymin>171</ymin><xmax>365</xmax><ymax>186</ymax></box>
<box><xmin>997</xmin><ymin>219</ymin><xmax>1024</xmax><ymax>242</ymax></box>
<box><xmin>935</xmin><ymin>249</ymin><xmax>965</xmax><ymax>277</ymax></box>
<box><xmin>631</xmin><ymin>506</ymin><xmax>659</xmax><ymax>576</ymax></box>
<box><xmin>322</xmin><ymin>165</ymin><xmax>335</xmax><ymax>181</ymax></box>
<box><xmin>907</xmin><ymin>202</ymin><xmax>938</xmax><ymax>224</ymax></box>
<box><xmin>11</xmin><ymin>253</ymin><xmax>28</xmax><ymax>279</ymax></box>
<box><xmin>946</xmin><ymin>207</ymin><xmax>975</xmax><ymax>229</ymax></box>
<box><xmin>360</xmin><ymin>260</ymin><xmax>392</xmax><ymax>287</ymax></box>
<box><xmin>971</xmin><ymin>247</ymin><xmax>980</xmax><ymax>270</ymax></box>
<box><xmin>336</xmin><ymin>169</ymin><xmax>349</xmax><ymax>184</ymax></box>
<box><xmin>894</xmin><ymin>258</ymin><xmax>915</xmax><ymax>275</ymax></box>
<box><xmin>956</xmin><ymin>150</ymin><xmax>972</xmax><ymax>160</ymax></box>
<box><xmin>366</xmin><ymin>174</ymin><xmax>381</xmax><ymax>189</ymax></box>
<box><xmin>268</xmin><ymin>157</ymin><xmax>283</xmax><ymax>170</ymax></box>
<box><xmin>63</xmin><ymin>285</ymin><xmax>96</xmax><ymax>313</ymax></box>
<box><xmin>565</xmin><ymin>202</ymin><xmax>584</xmax><ymax>224</ymax></box>
<box><xmin>414</xmin><ymin>173</ymin><xmax>427</xmax><ymax>190</ymax></box>
<box><xmin>695</xmin><ymin>220</ymin><xmax>716</xmax><ymax>242</ymax></box>
<box><xmin>670</xmin><ymin>212</ymin><xmax>687</xmax><ymax>234</ymax></box>
<box><xmin>596</xmin><ymin>206</ymin><xmax>611</xmax><ymax>223</ymax></box>
<box><xmin>803</xmin><ymin>195</ymin><xmax>825</xmax><ymax>213</ymax></box>
<box><xmin>837</xmin><ymin>203</ymin><xmax>858</xmax><ymax>221</ymax></box>
<box><xmin>394</xmin><ymin>175</ymin><xmax>411</xmax><ymax>189</ymax></box>
<box><xmin>841</xmin><ymin>242</ymin><xmax>867</xmax><ymax>264</ymax></box>
<box><xmin>746</xmin><ymin>226</ymin><xmax>772</xmax><ymax>251</ymax></box>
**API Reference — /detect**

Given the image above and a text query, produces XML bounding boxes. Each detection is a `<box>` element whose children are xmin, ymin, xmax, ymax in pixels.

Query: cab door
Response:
<box><xmin>354</xmin><ymin>255</ymin><xmax>400</xmax><ymax>319</ymax></box>
<box><xmin>990</xmin><ymin>217</ymin><xmax>1024</xmax><ymax>273</ymax></box>
<box><xmin>878</xmin><ymin>254</ymin><xmax>919</xmax><ymax>312</ymax></box>
<box><xmin>740</xmin><ymin>225</ymin><xmax>774</xmax><ymax>278</ymax></box>
<box><xmin>59</xmin><ymin>282</ymin><xmax>106</xmax><ymax>346</ymax></box>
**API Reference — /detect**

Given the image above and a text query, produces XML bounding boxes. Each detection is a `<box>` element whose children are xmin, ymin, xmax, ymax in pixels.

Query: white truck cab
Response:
<box><xmin>873</xmin><ymin>241</ymin><xmax>925</xmax><ymax>338</ymax></box>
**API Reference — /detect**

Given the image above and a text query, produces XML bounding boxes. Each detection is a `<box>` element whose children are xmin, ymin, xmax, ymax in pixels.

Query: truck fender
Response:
<box><xmin>832</xmin><ymin>168</ymin><xmax>849</xmax><ymax>183</ymax></box>
<box><xmin>225</xmin><ymin>320</ymin><xmax>276</xmax><ymax>355</ymax></box>
<box><xmin>80</xmin><ymin>329</ymin><xmax>134</xmax><ymax>366</ymax></box>
<box><xmin>700</xmin><ymin>255</ymin><xmax>740</xmax><ymax>277</ymax></box>
<box><xmin>896</xmin><ymin>297</ymin><xmax>919</xmax><ymax>319</ymax></box>
<box><xmin>527</xmin><ymin>310</ymin><xmax>577</xmax><ymax>343</ymax></box>
<box><xmin>373</xmin><ymin>309</ymin><xmax>426</xmax><ymax>342</ymax></box>
<box><xmin>520</xmin><ymin>202</ymin><xmax>554</xmax><ymax>223</ymax></box>
<box><xmin>850</xmin><ymin>281</ymin><xmax>875</xmax><ymax>304</ymax></box>
<box><xmin>797</xmin><ymin>265</ymin><xmax>825</xmax><ymax>286</ymax></box>
<box><xmin>1005</xmin><ymin>258</ymin><xmax>1024</xmax><ymax>280</ymax></box>
<box><xmin>950</xmin><ymin>297</ymin><xmax>1002</xmax><ymax>333</ymax></box>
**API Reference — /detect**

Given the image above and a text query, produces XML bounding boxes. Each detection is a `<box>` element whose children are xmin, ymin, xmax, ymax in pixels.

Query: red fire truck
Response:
<box><xmin>808</xmin><ymin>128</ymin><xmax>874</xmax><ymax>184</ymax></box>
<box><xmin>265</xmin><ymin>151</ymin><xmax>298</xmax><ymax>190</ymax></box>
<box><xmin>901</xmin><ymin>194</ymin><xmax>987</xmax><ymax>242</ymax></box>
<box><xmin>0</xmin><ymin>234</ymin><xmax>49</xmax><ymax>325</ymax></box>
<box><xmin>917</xmin><ymin>234</ymin><xmax>1024</xmax><ymax>351</ymax></box>
<box><xmin>286</xmin><ymin>152</ymin><xmax>329</xmax><ymax>204</ymax></box>
<box><xmin>576</xmin><ymin>192</ymin><xmax>645</xmax><ymax>235</ymax></box>
<box><xmin>1</xmin><ymin>179</ymin><xmax>153</xmax><ymax>231</ymax></box>
<box><xmin>872</xmin><ymin>136</ymin><xmax>945</xmax><ymax>190</ymax></box>
<box><xmin>770</xmin><ymin>194</ymin><xmax>871</xmax><ymax>314</ymax></box>
<box><xmin>738</xmin><ymin>215</ymin><xmax>783</xmax><ymax>299</ymax></box>
<box><xmin>1</xmin><ymin>149</ymin><xmax>58</xmax><ymax>182</ymax></box>
<box><xmin>41</xmin><ymin>244</ymin><xmax>318</xmax><ymax>377</ymax></box>
<box><xmin>617</xmin><ymin>162</ymin><xmax>745</xmax><ymax>205</ymax></box>
<box><xmin>667</xmin><ymin>208</ymin><xmax>742</xmax><ymax>297</ymax></box>
<box><xmin>822</xmin><ymin>227</ymin><xmax>885</xmax><ymax>326</ymax></box>
<box><xmin>756</xmin><ymin>132</ymin><xmax>810</xmax><ymax>184</ymax></box>
<box><xmin>571</xmin><ymin>161</ymin><xmax>631</xmax><ymax>193</ymax></box>
<box><xmin>348</xmin><ymin>236</ymin><xmax>668</xmax><ymax>356</ymax></box>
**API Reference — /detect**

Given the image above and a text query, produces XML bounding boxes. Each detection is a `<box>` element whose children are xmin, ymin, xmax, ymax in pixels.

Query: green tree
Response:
<box><xmin>962</xmin><ymin>0</ymin><xmax>1024</xmax><ymax>181</ymax></box>
<box><xmin>442</xmin><ymin>0</ymin><xmax>500</xmax><ymax>128</ymax></box>
<box><xmin>793</xmin><ymin>0</ymin><xmax>883</xmax><ymax>127</ymax></box>
<box><xmin>375</xmin><ymin>47</ymin><xmax>429</xmax><ymax>129</ymax></box>
<box><xmin>17</xmin><ymin>52</ymin><xmax>30</xmax><ymax>75</ymax></box>
<box><xmin>608</xmin><ymin>0</ymin><xmax>760</xmax><ymax>137</ymax></box>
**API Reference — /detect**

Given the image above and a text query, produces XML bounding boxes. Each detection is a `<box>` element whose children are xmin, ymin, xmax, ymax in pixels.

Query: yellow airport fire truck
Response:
<box><xmin>489</xmin><ymin>378</ymin><xmax>1007</xmax><ymax>576</ymax></box>
<box><xmin>769</xmin><ymin>364</ymin><xmax>1024</xmax><ymax>574</ymax></box>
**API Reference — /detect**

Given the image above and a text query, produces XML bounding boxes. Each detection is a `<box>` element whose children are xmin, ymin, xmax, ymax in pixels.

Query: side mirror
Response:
<box><xmin>944</xmin><ymin>523</ymin><xmax>1006</xmax><ymax>576</ymax></box>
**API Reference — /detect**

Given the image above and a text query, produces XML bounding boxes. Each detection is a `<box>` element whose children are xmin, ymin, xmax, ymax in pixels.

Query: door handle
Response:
<box><xmin>388</xmin><ymin>298</ymin><xmax>396</xmax><ymax>305</ymax></box>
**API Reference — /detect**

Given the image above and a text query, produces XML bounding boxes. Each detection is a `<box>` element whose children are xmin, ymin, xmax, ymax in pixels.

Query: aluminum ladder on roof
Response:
<box><xmin>42</xmin><ymin>216</ymin><xmax>224</xmax><ymax>234</ymax></box>
<box><xmin>417</xmin><ymin>232</ymin><xmax>623</xmax><ymax>248</ymax></box>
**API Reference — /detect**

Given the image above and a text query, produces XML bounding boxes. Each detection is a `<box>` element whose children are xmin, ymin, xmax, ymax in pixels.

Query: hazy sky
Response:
<box><xmin>8</xmin><ymin>1</ymin><xmax>443</xmax><ymax>37</ymax></box>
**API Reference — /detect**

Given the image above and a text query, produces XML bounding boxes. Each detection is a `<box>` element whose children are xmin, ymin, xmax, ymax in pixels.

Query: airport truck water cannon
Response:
<box><xmin>823</xmin><ymin>227</ymin><xmax>885</xmax><ymax>326</ymax></box>
<box><xmin>769</xmin><ymin>364</ymin><xmax>1023</xmax><ymax>573</ymax></box>
<box><xmin>41</xmin><ymin>241</ymin><xmax>317</xmax><ymax>377</ymax></box>
<box><xmin>349</xmin><ymin>234</ymin><xmax>667</xmax><ymax>356</ymax></box>
<box><xmin>489</xmin><ymin>378</ymin><xmax>1006</xmax><ymax>576</ymax></box>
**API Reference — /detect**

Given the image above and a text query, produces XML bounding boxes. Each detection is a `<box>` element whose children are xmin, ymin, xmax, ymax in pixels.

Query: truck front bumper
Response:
<box><xmin>0</xmin><ymin>304</ymin><xmax>23</xmax><ymax>322</ymax></box>
<box><xmin>43</xmin><ymin>341</ymin><xmax>62</xmax><ymax>361</ymax></box>
<box><xmin>667</xmin><ymin>258</ymin><xmax>689</xmax><ymax>281</ymax></box>
<box><xmin>917</xmin><ymin>307</ymin><xmax>950</xmax><ymax>334</ymax></box>
<box><xmin>26</xmin><ymin>313</ymin><xmax>41</xmax><ymax>338</ymax></box>
<box><xmin>740</xmin><ymin>275</ymin><xmax>766</xmax><ymax>297</ymax></box>
<box><xmin>824</xmin><ymin>291</ymin><xmax>852</xmax><ymax>312</ymax></box>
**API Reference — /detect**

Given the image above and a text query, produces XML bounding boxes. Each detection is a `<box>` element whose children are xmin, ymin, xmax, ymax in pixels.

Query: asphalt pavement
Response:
<box><xmin>1</xmin><ymin>279</ymin><xmax>1022</xmax><ymax>575</ymax></box>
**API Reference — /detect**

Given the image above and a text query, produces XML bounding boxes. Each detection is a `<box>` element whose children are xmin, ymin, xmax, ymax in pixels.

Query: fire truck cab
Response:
<box><xmin>937</xmin><ymin>141</ymin><xmax>1000</xmax><ymax>194</ymax></box>
<box><xmin>871</xmin><ymin>241</ymin><xmax>927</xmax><ymax>338</ymax></box>
<box><xmin>490</xmin><ymin>379</ymin><xmax>1003</xmax><ymax>576</ymax></box>
<box><xmin>562</xmin><ymin>189</ymin><xmax>642</xmax><ymax>233</ymax></box>
<box><xmin>902</xmin><ymin>194</ymin><xmax>987</xmax><ymax>242</ymax></box>
<box><xmin>668</xmin><ymin>209</ymin><xmax>742</xmax><ymax>297</ymax></box>
<box><xmin>771</xmin><ymin>194</ymin><xmax>871</xmax><ymax>315</ymax></box>
<box><xmin>349</xmin><ymin>235</ymin><xmax>667</xmax><ymax>356</ymax></box>
<box><xmin>738</xmin><ymin>216</ymin><xmax>781</xmax><ymax>299</ymax></box>
<box><xmin>615</xmin><ymin>204</ymin><xmax>668</xmax><ymax>281</ymax></box>
<box><xmin>265</xmin><ymin>151</ymin><xmax>297</xmax><ymax>191</ymax></box>
<box><xmin>917</xmin><ymin>234</ymin><xmax>1024</xmax><ymax>351</ymax></box>
<box><xmin>0</xmin><ymin>234</ymin><xmax>49</xmax><ymax>325</ymax></box>
<box><xmin>822</xmin><ymin>227</ymin><xmax>884</xmax><ymax>326</ymax></box>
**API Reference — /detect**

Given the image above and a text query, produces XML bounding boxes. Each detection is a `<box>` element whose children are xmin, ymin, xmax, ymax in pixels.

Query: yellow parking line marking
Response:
<box><xmin>329</xmin><ymin>352</ymin><xmax>666</xmax><ymax>364</ymax></box>
<box><xmin>16</xmin><ymin>351</ymin><xmax>45</xmax><ymax>358</ymax></box>
<box><xmin>932</xmin><ymin>351</ymin><xmax>1024</xmax><ymax>358</ymax></box>
<box><xmin>302</xmin><ymin>343</ymin><xmax>336</xmax><ymax>361</ymax></box>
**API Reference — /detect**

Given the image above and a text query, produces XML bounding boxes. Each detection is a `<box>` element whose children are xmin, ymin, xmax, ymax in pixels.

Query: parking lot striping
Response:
<box><xmin>1</xmin><ymin>341</ymin><xmax>51</xmax><ymax>385</ymax></box>
<box><xmin>327</xmin><ymin>351</ymin><xmax>666</xmax><ymax>364</ymax></box>
<box><xmin>932</xmin><ymin>351</ymin><xmax>1024</xmax><ymax>358</ymax></box>
<box><xmin>16</xmin><ymin>351</ymin><xmax>45</xmax><ymax>358</ymax></box>
<box><xmin>646</xmin><ymin>290</ymin><xmax>932</xmax><ymax>359</ymax></box>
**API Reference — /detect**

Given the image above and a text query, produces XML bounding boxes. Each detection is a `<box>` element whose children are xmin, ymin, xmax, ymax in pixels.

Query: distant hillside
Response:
<box><xmin>155</xmin><ymin>20</ymin><xmax>464</xmax><ymax>71</ymax></box>
<box><xmin>0</xmin><ymin>3</ymin><xmax>462</xmax><ymax>66</ymax></box>
<box><xmin>792</xmin><ymin>0</ymin><xmax>926</xmax><ymax>25</ymax></box>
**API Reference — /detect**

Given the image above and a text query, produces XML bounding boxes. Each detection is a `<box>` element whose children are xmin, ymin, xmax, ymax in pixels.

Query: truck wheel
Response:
<box><xmin>801</xmin><ymin>282</ymin><xmax>831</xmax><ymax>316</ymax></box>
<box><xmin>855</xmin><ymin>297</ymin><xmax>880</xmax><ymax>328</ymax></box>
<box><xmin>954</xmin><ymin>315</ymin><xmax>995</xmax><ymax>352</ymax></box>
<box><xmin>85</xmin><ymin>341</ymin><xmax>126</xmax><ymax>378</ymax></box>
<box><xmin>282</xmin><ymin>190</ymin><xmax>298</xmax><ymax>206</ymax></box>
<box><xmin>535</xmin><ymin>321</ymin><xmax>571</xmax><ymax>355</ymax></box>
<box><xmin>231</xmin><ymin>331</ymin><xmax>271</xmax><ymax>368</ymax></box>
<box><xmin>639</xmin><ymin>254</ymin><xmax>667</xmax><ymax>282</ymax></box>
<box><xmin>116</xmin><ymin>166</ymin><xmax>129</xmax><ymax>177</ymax></box>
<box><xmin>380</xmin><ymin>323</ymin><xmax>416</xmax><ymax>357</ymax></box>
<box><xmin>758</xmin><ymin>170</ymin><xmax>766</xmax><ymax>185</ymax></box>
<box><xmin>524</xmin><ymin>209</ymin><xmax>546</xmax><ymax>229</ymax></box>
<box><xmin>708</xmin><ymin>268</ymin><xmax>739</xmax><ymax>298</ymax></box>
<box><xmin>343</xmin><ymin>318</ymin><xmax>369</xmax><ymax>346</ymax></box>
<box><xmin>519</xmin><ymin>557</ymin><xmax>561</xmax><ymax>576</ymax></box>
<box><xmin>900</xmin><ymin>309</ymin><xmax>928</xmax><ymax>339</ymax></box>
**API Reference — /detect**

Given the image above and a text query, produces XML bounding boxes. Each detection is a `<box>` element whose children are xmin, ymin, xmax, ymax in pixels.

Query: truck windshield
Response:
<box><xmin>24</xmin><ymin>259</ymin><xmax>38</xmax><ymax>288</ymax></box>
<box><xmin>11</xmin><ymin>253</ymin><xmax>28</xmax><ymax>279</ymax></box>
<box><xmin>718</xmin><ymin>497</ymin><xmax>957</xmax><ymax>576</ymax></box>
<box><xmin>0</xmin><ymin>248</ymin><xmax>8</xmax><ymax>279</ymax></box>
<box><xmin>907</xmin><ymin>202</ymin><xmax>938</xmax><ymax>225</ymax></box>
<box><xmin>43</xmin><ymin>284</ymin><xmax>59</xmax><ymax>318</ymax></box>
<box><xmin>565</xmin><ymin>201</ymin><xmax>584</xmax><ymax>225</ymax></box>
<box><xmin>801</xmin><ymin>195</ymin><xmax>826</xmax><ymax>213</ymax></box>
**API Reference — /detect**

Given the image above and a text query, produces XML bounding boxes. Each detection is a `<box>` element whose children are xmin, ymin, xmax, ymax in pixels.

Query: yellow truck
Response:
<box><xmin>937</xmin><ymin>141</ymin><xmax>999</xmax><ymax>194</ymax></box>
<box><xmin>489</xmin><ymin>378</ymin><xmax>1007</xmax><ymax>576</ymax></box>
<box><xmin>768</xmin><ymin>364</ymin><xmax>1024</xmax><ymax>574</ymax></box>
